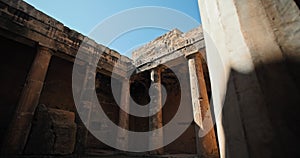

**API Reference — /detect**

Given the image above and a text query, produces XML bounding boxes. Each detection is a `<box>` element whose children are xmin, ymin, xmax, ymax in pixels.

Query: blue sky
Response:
<box><xmin>24</xmin><ymin>0</ymin><xmax>201</xmax><ymax>57</ymax></box>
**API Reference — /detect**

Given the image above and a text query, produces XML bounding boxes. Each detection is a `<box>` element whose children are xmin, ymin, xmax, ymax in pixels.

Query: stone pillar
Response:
<box><xmin>188</xmin><ymin>56</ymin><xmax>203</xmax><ymax>157</ymax></box>
<box><xmin>188</xmin><ymin>57</ymin><xmax>203</xmax><ymax>129</ymax></box>
<box><xmin>75</xmin><ymin>63</ymin><xmax>95</xmax><ymax>154</ymax></box>
<box><xmin>149</xmin><ymin>68</ymin><xmax>164</xmax><ymax>155</ymax></box>
<box><xmin>116</xmin><ymin>78</ymin><xmax>130</xmax><ymax>151</ymax></box>
<box><xmin>2</xmin><ymin>45</ymin><xmax>52</xmax><ymax>154</ymax></box>
<box><xmin>187</xmin><ymin>53</ymin><xmax>219</xmax><ymax>157</ymax></box>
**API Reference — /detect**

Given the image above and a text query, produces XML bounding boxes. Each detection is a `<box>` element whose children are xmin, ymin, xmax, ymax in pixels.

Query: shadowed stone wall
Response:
<box><xmin>0</xmin><ymin>37</ymin><xmax>36</xmax><ymax>149</ymax></box>
<box><xmin>198</xmin><ymin>0</ymin><xmax>300</xmax><ymax>158</ymax></box>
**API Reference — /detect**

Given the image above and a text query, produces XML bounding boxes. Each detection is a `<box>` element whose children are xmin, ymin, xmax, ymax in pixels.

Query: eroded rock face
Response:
<box><xmin>49</xmin><ymin>107</ymin><xmax>77</xmax><ymax>155</ymax></box>
<box><xmin>25</xmin><ymin>104</ymin><xmax>76</xmax><ymax>155</ymax></box>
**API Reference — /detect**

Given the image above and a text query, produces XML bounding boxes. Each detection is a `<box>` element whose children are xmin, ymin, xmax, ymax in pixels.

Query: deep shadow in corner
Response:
<box><xmin>221</xmin><ymin>58</ymin><xmax>300</xmax><ymax>158</ymax></box>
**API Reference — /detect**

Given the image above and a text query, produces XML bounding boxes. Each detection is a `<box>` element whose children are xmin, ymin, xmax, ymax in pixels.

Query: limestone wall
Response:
<box><xmin>198</xmin><ymin>0</ymin><xmax>300</xmax><ymax>158</ymax></box>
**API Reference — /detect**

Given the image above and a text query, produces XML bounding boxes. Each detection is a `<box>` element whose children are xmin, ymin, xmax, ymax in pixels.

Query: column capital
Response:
<box><xmin>150</xmin><ymin>67</ymin><xmax>162</xmax><ymax>83</ymax></box>
<box><xmin>121</xmin><ymin>77</ymin><xmax>133</xmax><ymax>86</ymax></box>
<box><xmin>151</xmin><ymin>66</ymin><xmax>162</xmax><ymax>73</ymax></box>
<box><xmin>185</xmin><ymin>51</ymin><xmax>198</xmax><ymax>59</ymax></box>
<box><xmin>37</xmin><ymin>44</ymin><xmax>54</xmax><ymax>56</ymax></box>
<box><xmin>120</xmin><ymin>76</ymin><xmax>130</xmax><ymax>82</ymax></box>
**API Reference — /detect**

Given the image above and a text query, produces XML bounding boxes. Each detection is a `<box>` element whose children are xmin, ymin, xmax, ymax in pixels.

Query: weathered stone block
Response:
<box><xmin>24</xmin><ymin>104</ymin><xmax>77</xmax><ymax>155</ymax></box>
<box><xmin>48</xmin><ymin>108</ymin><xmax>75</xmax><ymax>125</ymax></box>
<box><xmin>24</xmin><ymin>104</ymin><xmax>55</xmax><ymax>154</ymax></box>
<box><xmin>48</xmin><ymin>108</ymin><xmax>77</xmax><ymax>155</ymax></box>
<box><xmin>52</xmin><ymin>124</ymin><xmax>77</xmax><ymax>155</ymax></box>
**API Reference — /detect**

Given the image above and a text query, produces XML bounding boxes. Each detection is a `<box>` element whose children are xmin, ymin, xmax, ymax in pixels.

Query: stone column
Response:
<box><xmin>75</xmin><ymin>63</ymin><xmax>95</xmax><ymax>154</ymax></box>
<box><xmin>2</xmin><ymin>45</ymin><xmax>52</xmax><ymax>154</ymax></box>
<box><xmin>188</xmin><ymin>57</ymin><xmax>203</xmax><ymax>129</ymax></box>
<box><xmin>149</xmin><ymin>68</ymin><xmax>164</xmax><ymax>155</ymax></box>
<box><xmin>187</xmin><ymin>53</ymin><xmax>219</xmax><ymax>157</ymax></box>
<box><xmin>116</xmin><ymin>78</ymin><xmax>130</xmax><ymax>151</ymax></box>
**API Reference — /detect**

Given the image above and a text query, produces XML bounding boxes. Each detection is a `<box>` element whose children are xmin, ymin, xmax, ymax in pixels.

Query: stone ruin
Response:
<box><xmin>1</xmin><ymin>0</ymin><xmax>300</xmax><ymax>158</ymax></box>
